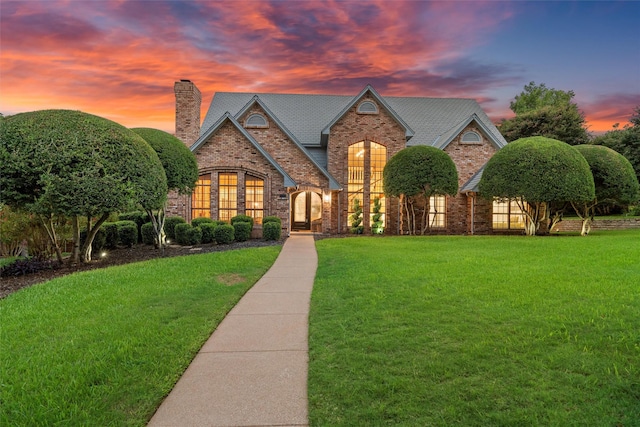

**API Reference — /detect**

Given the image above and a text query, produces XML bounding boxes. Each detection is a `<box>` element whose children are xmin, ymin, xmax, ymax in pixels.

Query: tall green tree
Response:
<box><xmin>132</xmin><ymin>128</ymin><xmax>198</xmax><ymax>248</ymax></box>
<box><xmin>573</xmin><ymin>145</ymin><xmax>639</xmax><ymax>235</ymax></box>
<box><xmin>500</xmin><ymin>82</ymin><xmax>589</xmax><ymax>145</ymax></box>
<box><xmin>0</xmin><ymin>110</ymin><xmax>167</xmax><ymax>263</ymax></box>
<box><xmin>479</xmin><ymin>137</ymin><xmax>595</xmax><ymax>236</ymax></box>
<box><xmin>591</xmin><ymin>106</ymin><xmax>640</xmax><ymax>184</ymax></box>
<box><xmin>383</xmin><ymin>146</ymin><xmax>458</xmax><ymax>235</ymax></box>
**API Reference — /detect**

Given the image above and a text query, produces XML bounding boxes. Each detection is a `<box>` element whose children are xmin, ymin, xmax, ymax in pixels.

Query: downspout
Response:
<box><xmin>337</xmin><ymin>192</ymin><xmax>341</xmax><ymax>234</ymax></box>
<box><xmin>465</xmin><ymin>191</ymin><xmax>475</xmax><ymax>235</ymax></box>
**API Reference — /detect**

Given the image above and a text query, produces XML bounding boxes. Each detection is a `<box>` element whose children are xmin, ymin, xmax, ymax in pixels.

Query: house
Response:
<box><xmin>168</xmin><ymin>80</ymin><xmax>517</xmax><ymax>235</ymax></box>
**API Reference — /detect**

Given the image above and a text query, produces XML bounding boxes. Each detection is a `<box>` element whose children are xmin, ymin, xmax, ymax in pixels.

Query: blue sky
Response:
<box><xmin>1</xmin><ymin>0</ymin><xmax>638</xmax><ymax>133</ymax></box>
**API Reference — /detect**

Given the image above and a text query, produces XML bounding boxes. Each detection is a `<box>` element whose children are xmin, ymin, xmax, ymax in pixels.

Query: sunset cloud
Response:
<box><xmin>0</xmin><ymin>0</ymin><xmax>637</xmax><ymax>134</ymax></box>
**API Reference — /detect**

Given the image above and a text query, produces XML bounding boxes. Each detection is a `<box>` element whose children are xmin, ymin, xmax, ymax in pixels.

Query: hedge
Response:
<box><xmin>200</xmin><ymin>223</ymin><xmax>217</xmax><ymax>244</ymax></box>
<box><xmin>192</xmin><ymin>217</ymin><xmax>214</xmax><ymax>228</ymax></box>
<box><xmin>233</xmin><ymin>221</ymin><xmax>252</xmax><ymax>242</ymax></box>
<box><xmin>116</xmin><ymin>220</ymin><xmax>138</xmax><ymax>248</ymax></box>
<box><xmin>164</xmin><ymin>216</ymin><xmax>186</xmax><ymax>241</ymax></box>
<box><xmin>141</xmin><ymin>222</ymin><xmax>156</xmax><ymax>245</ymax></box>
<box><xmin>263</xmin><ymin>221</ymin><xmax>281</xmax><ymax>241</ymax></box>
<box><xmin>231</xmin><ymin>214</ymin><xmax>254</xmax><ymax>229</ymax></box>
<box><xmin>214</xmin><ymin>224</ymin><xmax>235</xmax><ymax>244</ymax></box>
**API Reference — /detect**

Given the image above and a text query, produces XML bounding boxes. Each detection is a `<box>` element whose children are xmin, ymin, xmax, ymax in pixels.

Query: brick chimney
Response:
<box><xmin>174</xmin><ymin>80</ymin><xmax>201</xmax><ymax>147</ymax></box>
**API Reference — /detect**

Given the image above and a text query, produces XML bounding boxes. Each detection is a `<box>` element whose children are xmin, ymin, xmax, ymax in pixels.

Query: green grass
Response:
<box><xmin>1</xmin><ymin>246</ymin><xmax>280</xmax><ymax>426</ymax></box>
<box><xmin>309</xmin><ymin>230</ymin><xmax>640</xmax><ymax>426</ymax></box>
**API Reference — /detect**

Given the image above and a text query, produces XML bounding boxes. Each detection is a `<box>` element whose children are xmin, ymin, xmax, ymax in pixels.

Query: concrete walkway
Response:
<box><xmin>148</xmin><ymin>234</ymin><xmax>317</xmax><ymax>427</ymax></box>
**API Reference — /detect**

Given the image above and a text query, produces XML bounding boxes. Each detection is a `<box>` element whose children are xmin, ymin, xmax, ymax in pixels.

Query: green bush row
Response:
<box><xmin>80</xmin><ymin>220</ymin><xmax>138</xmax><ymax>253</ymax></box>
<box><xmin>157</xmin><ymin>215</ymin><xmax>283</xmax><ymax>246</ymax></box>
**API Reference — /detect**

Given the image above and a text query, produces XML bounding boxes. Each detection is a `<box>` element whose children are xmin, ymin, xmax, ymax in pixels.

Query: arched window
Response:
<box><xmin>245</xmin><ymin>113</ymin><xmax>268</xmax><ymax>128</ymax></box>
<box><xmin>461</xmin><ymin>131</ymin><xmax>482</xmax><ymax>144</ymax></box>
<box><xmin>347</xmin><ymin>141</ymin><xmax>387</xmax><ymax>231</ymax></box>
<box><xmin>357</xmin><ymin>101</ymin><xmax>378</xmax><ymax>114</ymax></box>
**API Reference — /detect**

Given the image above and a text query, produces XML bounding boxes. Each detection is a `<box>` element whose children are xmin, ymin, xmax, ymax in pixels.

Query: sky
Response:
<box><xmin>1</xmin><ymin>0</ymin><xmax>639</xmax><ymax>135</ymax></box>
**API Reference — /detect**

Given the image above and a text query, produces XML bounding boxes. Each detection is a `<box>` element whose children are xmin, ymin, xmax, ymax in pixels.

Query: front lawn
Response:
<box><xmin>0</xmin><ymin>246</ymin><xmax>280</xmax><ymax>426</ymax></box>
<box><xmin>309</xmin><ymin>230</ymin><xmax>640</xmax><ymax>425</ymax></box>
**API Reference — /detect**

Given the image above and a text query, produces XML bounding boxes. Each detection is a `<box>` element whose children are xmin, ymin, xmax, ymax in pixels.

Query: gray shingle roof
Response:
<box><xmin>200</xmin><ymin>90</ymin><xmax>507</xmax><ymax>149</ymax></box>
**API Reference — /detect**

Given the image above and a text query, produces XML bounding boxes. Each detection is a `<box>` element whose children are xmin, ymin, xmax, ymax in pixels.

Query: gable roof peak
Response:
<box><xmin>321</xmin><ymin>85</ymin><xmax>415</xmax><ymax>144</ymax></box>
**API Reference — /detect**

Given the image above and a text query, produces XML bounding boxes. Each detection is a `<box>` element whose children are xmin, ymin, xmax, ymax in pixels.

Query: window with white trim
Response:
<box><xmin>357</xmin><ymin>101</ymin><xmax>378</xmax><ymax>114</ymax></box>
<box><xmin>461</xmin><ymin>131</ymin><xmax>482</xmax><ymax>144</ymax></box>
<box><xmin>245</xmin><ymin>113</ymin><xmax>268</xmax><ymax>128</ymax></box>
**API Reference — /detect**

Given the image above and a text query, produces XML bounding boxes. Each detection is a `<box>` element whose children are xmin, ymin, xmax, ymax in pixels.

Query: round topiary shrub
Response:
<box><xmin>214</xmin><ymin>224</ymin><xmax>235</xmax><ymax>244</ymax></box>
<box><xmin>164</xmin><ymin>216</ymin><xmax>186</xmax><ymax>241</ymax></box>
<box><xmin>263</xmin><ymin>221</ymin><xmax>281</xmax><ymax>241</ymax></box>
<box><xmin>141</xmin><ymin>222</ymin><xmax>156</xmax><ymax>245</ymax></box>
<box><xmin>192</xmin><ymin>217</ymin><xmax>214</xmax><ymax>228</ymax></box>
<box><xmin>174</xmin><ymin>223</ymin><xmax>192</xmax><ymax>245</ymax></box>
<box><xmin>200</xmin><ymin>223</ymin><xmax>217</xmax><ymax>244</ymax></box>
<box><xmin>233</xmin><ymin>221</ymin><xmax>252</xmax><ymax>242</ymax></box>
<box><xmin>262</xmin><ymin>216</ymin><xmax>281</xmax><ymax>226</ymax></box>
<box><xmin>231</xmin><ymin>214</ymin><xmax>254</xmax><ymax>229</ymax></box>
<box><xmin>186</xmin><ymin>226</ymin><xmax>202</xmax><ymax>245</ymax></box>
<box><xmin>116</xmin><ymin>220</ymin><xmax>138</xmax><ymax>248</ymax></box>
<box><xmin>102</xmin><ymin>222</ymin><xmax>119</xmax><ymax>249</ymax></box>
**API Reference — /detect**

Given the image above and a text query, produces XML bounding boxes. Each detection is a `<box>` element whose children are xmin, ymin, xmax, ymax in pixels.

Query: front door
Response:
<box><xmin>292</xmin><ymin>191</ymin><xmax>321</xmax><ymax>231</ymax></box>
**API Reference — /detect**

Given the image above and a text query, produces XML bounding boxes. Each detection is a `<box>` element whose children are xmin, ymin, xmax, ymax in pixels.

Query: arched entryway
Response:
<box><xmin>291</xmin><ymin>191</ymin><xmax>322</xmax><ymax>231</ymax></box>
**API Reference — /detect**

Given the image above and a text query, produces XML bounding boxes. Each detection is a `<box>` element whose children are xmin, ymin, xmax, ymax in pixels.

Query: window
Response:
<box><xmin>245</xmin><ymin>113</ymin><xmax>268</xmax><ymax>128</ymax></box>
<box><xmin>493</xmin><ymin>199</ymin><xmax>525</xmax><ymax>229</ymax></box>
<box><xmin>370</xmin><ymin>142</ymin><xmax>386</xmax><ymax>229</ymax></box>
<box><xmin>219</xmin><ymin>173</ymin><xmax>237</xmax><ymax>222</ymax></box>
<box><xmin>357</xmin><ymin>101</ymin><xmax>378</xmax><ymax>114</ymax></box>
<box><xmin>428</xmin><ymin>195</ymin><xmax>446</xmax><ymax>228</ymax></box>
<box><xmin>461</xmin><ymin>131</ymin><xmax>482</xmax><ymax>144</ymax></box>
<box><xmin>245</xmin><ymin>176</ymin><xmax>264</xmax><ymax>224</ymax></box>
<box><xmin>348</xmin><ymin>142</ymin><xmax>365</xmax><ymax>225</ymax></box>
<box><xmin>191</xmin><ymin>175</ymin><xmax>211</xmax><ymax>219</ymax></box>
<box><xmin>348</xmin><ymin>140</ymin><xmax>387</xmax><ymax>230</ymax></box>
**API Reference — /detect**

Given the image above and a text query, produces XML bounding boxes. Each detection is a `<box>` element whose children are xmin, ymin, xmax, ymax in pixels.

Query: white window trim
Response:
<box><xmin>357</xmin><ymin>101</ymin><xmax>378</xmax><ymax>115</ymax></box>
<box><xmin>245</xmin><ymin>113</ymin><xmax>268</xmax><ymax>128</ymax></box>
<box><xmin>460</xmin><ymin>130</ymin><xmax>482</xmax><ymax>144</ymax></box>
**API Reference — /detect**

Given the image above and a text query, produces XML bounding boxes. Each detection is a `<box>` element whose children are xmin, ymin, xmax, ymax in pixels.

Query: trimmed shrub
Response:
<box><xmin>262</xmin><ymin>216</ymin><xmax>281</xmax><ymax>226</ymax></box>
<box><xmin>231</xmin><ymin>214</ymin><xmax>254</xmax><ymax>229</ymax></box>
<box><xmin>200</xmin><ymin>223</ymin><xmax>217</xmax><ymax>244</ymax></box>
<box><xmin>233</xmin><ymin>221</ymin><xmax>251</xmax><ymax>242</ymax></box>
<box><xmin>118</xmin><ymin>211</ymin><xmax>150</xmax><ymax>243</ymax></box>
<box><xmin>192</xmin><ymin>217</ymin><xmax>214</xmax><ymax>228</ymax></box>
<box><xmin>212</xmin><ymin>220</ymin><xmax>228</xmax><ymax>227</ymax></box>
<box><xmin>116</xmin><ymin>221</ymin><xmax>138</xmax><ymax>248</ymax></box>
<box><xmin>174</xmin><ymin>223</ymin><xmax>192</xmax><ymax>245</ymax></box>
<box><xmin>185</xmin><ymin>226</ymin><xmax>202</xmax><ymax>245</ymax></box>
<box><xmin>214</xmin><ymin>224</ymin><xmax>235</xmax><ymax>244</ymax></box>
<box><xmin>164</xmin><ymin>216</ymin><xmax>186</xmax><ymax>241</ymax></box>
<box><xmin>102</xmin><ymin>222</ymin><xmax>119</xmax><ymax>249</ymax></box>
<box><xmin>141</xmin><ymin>222</ymin><xmax>156</xmax><ymax>245</ymax></box>
<box><xmin>263</xmin><ymin>221</ymin><xmax>281</xmax><ymax>241</ymax></box>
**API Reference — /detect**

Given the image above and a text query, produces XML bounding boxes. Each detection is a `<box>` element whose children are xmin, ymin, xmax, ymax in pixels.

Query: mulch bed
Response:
<box><xmin>0</xmin><ymin>239</ymin><xmax>283</xmax><ymax>299</ymax></box>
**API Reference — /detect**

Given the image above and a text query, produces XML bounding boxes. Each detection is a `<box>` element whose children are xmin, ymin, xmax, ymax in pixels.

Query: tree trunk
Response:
<box><xmin>71</xmin><ymin>216</ymin><xmax>81</xmax><ymax>264</ymax></box>
<box><xmin>39</xmin><ymin>214</ymin><xmax>63</xmax><ymax>264</ymax></box>
<box><xmin>571</xmin><ymin>201</ymin><xmax>596</xmax><ymax>237</ymax></box>
<box><xmin>398</xmin><ymin>195</ymin><xmax>405</xmax><ymax>235</ymax></box>
<box><xmin>80</xmin><ymin>213</ymin><xmax>110</xmax><ymax>262</ymax></box>
<box><xmin>146</xmin><ymin>206</ymin><xmax>167</xmax><ymax>250</ymax></box>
